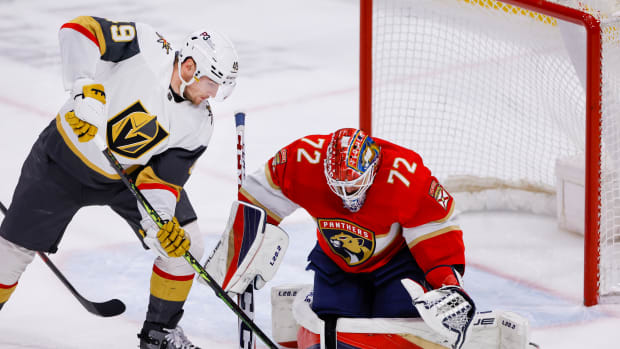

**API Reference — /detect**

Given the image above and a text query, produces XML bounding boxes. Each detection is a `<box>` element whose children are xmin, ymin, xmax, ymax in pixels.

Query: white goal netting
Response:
<box><xmin>368</xmin><ymin>0</ymin><xmax>620</xmax><ymax>302</ymax></box>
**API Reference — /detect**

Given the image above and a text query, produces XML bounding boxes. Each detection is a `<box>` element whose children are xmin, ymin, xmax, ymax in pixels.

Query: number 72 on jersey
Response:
<box><xmin>296</xmin><ymin>137</ymin><xmax>417</xmax><ymax>187</ymax></box>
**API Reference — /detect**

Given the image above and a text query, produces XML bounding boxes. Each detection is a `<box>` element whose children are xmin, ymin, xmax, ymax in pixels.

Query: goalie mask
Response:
<box><xmin>324</xmin><ymin>128</ymin><xmax>381</xmax><ymax>212</ymax></box>
<box><xmin>177</xmin><ymin>29</ymin><xmax>239</xmax><ymax>101</ymax></box>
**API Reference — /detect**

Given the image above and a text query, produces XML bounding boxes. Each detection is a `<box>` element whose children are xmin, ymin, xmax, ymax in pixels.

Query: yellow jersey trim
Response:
<box><xmin>56</xmin><ymin>114</ymin><xmax>120</xmax><ymax>180</ymax></box>
<box><xmin>407</xmin><ymin>225</ymin><xmax>461</xmax><ymax>249</ymax></box>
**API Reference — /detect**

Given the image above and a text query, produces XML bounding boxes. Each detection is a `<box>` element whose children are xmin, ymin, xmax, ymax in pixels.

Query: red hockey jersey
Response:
<box><xmin>239</xmin><ymin>133</ymin><xmax>465</xmax><ymax>288</ymax></box>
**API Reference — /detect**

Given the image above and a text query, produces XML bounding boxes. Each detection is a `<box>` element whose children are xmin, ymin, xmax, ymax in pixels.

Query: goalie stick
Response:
<box><xmin>92</xmin><ymin>136</ymin><xmax>279</xmax><ymax>349</ymax></box>
<box><xmin>0</xmin><ymin>201</ymin><xmax>126</xmax><ymax>317</ymax></box>
<box><xmin>235</xmin><ymin>111</ymin><xmax>256</xmax><ymax>349</ymax></box>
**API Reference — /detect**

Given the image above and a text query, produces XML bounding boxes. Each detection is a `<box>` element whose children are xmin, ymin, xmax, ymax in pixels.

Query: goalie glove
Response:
<box><xmin>204</xmin><ymin>201</ymin><xmax>289</xmax><ymax>294</ymax></box>
<box><xmin>401</xmin><ymin>279</ymin><xmax>476</xmax><ymax>349</ymax></box>
<box><xmin>66</xmin><ymin>78</ymin><xmax>106</xmax><ymax>142</ymax></box>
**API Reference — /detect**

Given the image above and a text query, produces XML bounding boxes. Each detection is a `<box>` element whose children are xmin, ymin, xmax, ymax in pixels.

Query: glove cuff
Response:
<box><xmin>72</xmin><ymin>79</ymin><xmax>106</xmax><ymax>104</ymax></box>
<box><xmin>140</xmin><ymin>213</ymin><xmax>172</xmax><ymax>236</ymax></box>
<box><xmin>71</xmin><ymin>78</ymin><xmax>96</xmax><ymax>96</ymax></box>
<box><xmin>426</xmin><ymin>265</ymin><xmax>463</xmax><ymax>289</ymax></box>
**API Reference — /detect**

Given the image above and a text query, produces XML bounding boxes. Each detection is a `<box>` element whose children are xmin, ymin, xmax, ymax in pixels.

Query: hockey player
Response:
<box><xmin>0</xmin><ymin>16</ymin><xmax>238</xmax><ymax>348</ymax></box>
<box><xmin>238</xmin><ymin>128</ymin><xmax>472</xmax><ymax>347</ymax></box>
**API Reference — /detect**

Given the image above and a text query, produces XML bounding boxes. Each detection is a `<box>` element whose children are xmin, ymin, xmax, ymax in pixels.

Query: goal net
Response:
<box><xmin>359</xmin><ymin>0</ymin><xmax>620</xmax><ymax>305</ymax></box>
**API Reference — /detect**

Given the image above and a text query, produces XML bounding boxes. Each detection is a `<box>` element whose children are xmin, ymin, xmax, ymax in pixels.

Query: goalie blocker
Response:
<box><xmin>204</xmin><ymin>201</ymin><xmax>289</xmax><ymax>294</ymax></box>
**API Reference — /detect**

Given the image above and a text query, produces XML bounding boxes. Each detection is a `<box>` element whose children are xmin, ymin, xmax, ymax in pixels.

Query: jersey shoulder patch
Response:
<box><xmin>271</xmin><ymin>148</ymin><xmax>288</xmax><ymax>167</ymax></box>
<box><xmin>428</xmin><ymin>179</ymin><xmax>451</xmax><ymax>211</ymax></box>
<box><xmin>155</xmin><ymin>32</ymin><xmax>173</xmax><ymax>55</ymax></box>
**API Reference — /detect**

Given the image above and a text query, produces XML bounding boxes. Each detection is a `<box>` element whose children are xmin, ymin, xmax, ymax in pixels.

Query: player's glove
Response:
<box><xmin>65</xmin><ymin>78</ymin><xmax>106</xmax><ymax>142</ymax></box>
<box><xmin>401</xmin><ymin>279</ymin><xmax>476</xmax><ymax>349</ymax></box>
<box><xmin>142</xmin><ymin>217</ymin><xmax>191</xmax><ymax>258</ymax></box>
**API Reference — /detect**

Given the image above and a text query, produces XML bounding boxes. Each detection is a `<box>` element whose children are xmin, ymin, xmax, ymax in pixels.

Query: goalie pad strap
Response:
<box><xmin>323</xmin><ymin>315</ymin><xmax>338</xmax><ymax>349</ymax></box>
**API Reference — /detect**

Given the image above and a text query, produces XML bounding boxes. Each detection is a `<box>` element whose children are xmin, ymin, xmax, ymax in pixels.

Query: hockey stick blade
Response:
<box><xmin>37</xmin><ymin>251</ymin><xmax>126</xmax><ymax>317</ymax></box>
<box><xmin>0</xmin><ymin>201</ymin><xmax>126</xmax><ymax>317</ymax></box>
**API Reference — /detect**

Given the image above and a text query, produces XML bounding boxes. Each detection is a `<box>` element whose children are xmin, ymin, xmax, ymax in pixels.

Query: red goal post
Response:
<box><xmin>360</xmin><ymin>0</ymin><xmax>620</xmax><ymax>306</ymax></box>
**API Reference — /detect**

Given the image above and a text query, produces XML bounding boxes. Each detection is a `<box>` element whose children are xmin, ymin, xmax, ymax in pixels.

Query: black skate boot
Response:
<box><xmin>138</xmin><ymin>311</ymin><xmax>200</xmax><ymax>349</ymax></box>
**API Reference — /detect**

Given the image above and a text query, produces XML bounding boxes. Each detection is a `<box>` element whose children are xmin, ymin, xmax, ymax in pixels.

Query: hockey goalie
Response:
<box><xmin>208</xmin><ymin>128</ymin><xmax>535</xmax><ymax>348</ymax></box>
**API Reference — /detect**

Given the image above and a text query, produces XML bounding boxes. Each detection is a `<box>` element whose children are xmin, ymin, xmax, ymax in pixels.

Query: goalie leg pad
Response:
<box><xmin>461</xmin><ymin>310</ymin><xmax>532</xmax><ymax>349</ymax></box>
<box><xmin>271</xmin><ymin>284</ymin><xmax>310</xmax><ymax>346</ymax></box>
<box><xmin>287</xmin><ymin>281</ymin><xmax>531</xmax><ymax>349</ymax></box>
<box><xmin>204</xmin><ymin>201</ymin><xmax>289</xmax><ymax>293</ymax></box>
<box><xmin>498</xmin><ymin>311</ymin><xmax>531</xmax><ymax>349</ymax></box>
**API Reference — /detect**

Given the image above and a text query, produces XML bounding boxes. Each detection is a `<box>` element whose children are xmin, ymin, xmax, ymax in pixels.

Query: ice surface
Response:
<box><xmin>0</xmin><ymin>0</ymin><xmax>618</xmax><ymax>348</ymax></box>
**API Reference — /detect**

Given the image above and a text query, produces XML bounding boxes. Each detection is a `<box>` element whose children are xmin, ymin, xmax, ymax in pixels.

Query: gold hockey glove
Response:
<box><xmin>65</xmin><ymin>111</ymin><xmax>98</xmax><ymax>142</ymax></box>
<box><xmin>149</xmin><ymin>217</ymin><xmax>191</xmax><ymax>258</ymax></box>
<box><xmin>69</xmin><ymin>80</ymin><xmax>106</xmax><ymax>142</ymax></box>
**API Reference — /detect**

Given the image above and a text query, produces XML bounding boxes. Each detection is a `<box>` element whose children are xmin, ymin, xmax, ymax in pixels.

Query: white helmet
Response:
<box><xmin>177</xmin><ymin>29</ymin><xmax>239</xmax><ymax>100</ymax></box>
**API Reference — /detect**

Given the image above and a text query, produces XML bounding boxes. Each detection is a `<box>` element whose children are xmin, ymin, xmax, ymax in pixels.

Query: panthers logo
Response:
<box><xmin>318</xmin><ymin>218</ymin><xmax>375</xmax><ymax>266</ymax></box>
<box><xmin>329</xmin><ymin>233</ymin><xmax>373</xmax><ymax>265</ymax></box>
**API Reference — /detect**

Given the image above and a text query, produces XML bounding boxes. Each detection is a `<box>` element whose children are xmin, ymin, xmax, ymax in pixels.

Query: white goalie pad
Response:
<box><xmin>271</xmin><ymin>284</ymin><xmax>306</xmax><ymax>345</ymax></box>
<box><xmin>204</xmin><ymin>201</ymin><xmax>289</xmax><ymax>294</ymax></box>
<box><xmin>271</xmin><ymin>283</ymin><xmax>533</xmax><ymax>349</ymax></box>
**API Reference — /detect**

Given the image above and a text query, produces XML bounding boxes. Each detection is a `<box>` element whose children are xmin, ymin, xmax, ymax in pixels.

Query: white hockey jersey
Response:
<box><xmin>56</xmin><ymin>16</ymin><xmax>213</xmax><ymax>183</ymax></box>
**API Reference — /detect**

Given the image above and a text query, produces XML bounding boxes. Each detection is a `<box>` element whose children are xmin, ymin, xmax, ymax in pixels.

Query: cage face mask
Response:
<box><xmin>324</xmin><ymin>128</ymin><xmax>381</xmax><ymax>212</ymax></box>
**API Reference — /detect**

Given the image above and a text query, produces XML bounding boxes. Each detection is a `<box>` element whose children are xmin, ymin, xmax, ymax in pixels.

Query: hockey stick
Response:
<box><xmin>236</xmin><ymin>111</ymin><xmax>247</xmax><ymax>189</ymax></box>
<box><xmin>235</xmin><ymin>111</ymin><xmax>256</xmax><ymax>349</ymax></box>
<box><xmin>94</xmin><ymin>137</ymin><xmax>279</xmax><ymax>349</ymax></box>
<box><xmin>0</xmin><ymin>201</ymin><xmax>126</xmax><ymax>317</ymax></box>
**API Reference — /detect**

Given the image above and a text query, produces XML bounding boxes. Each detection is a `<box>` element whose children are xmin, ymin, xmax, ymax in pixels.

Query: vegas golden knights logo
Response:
<box><xmin>107</xmin><ymin>101</ymin><xmax>168</xmax><ymax>159</ymax></box>
<box><xmin>318</xmin><ymin>218</ymin><xmax>375</xmax><ymax>266</ymax></box>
